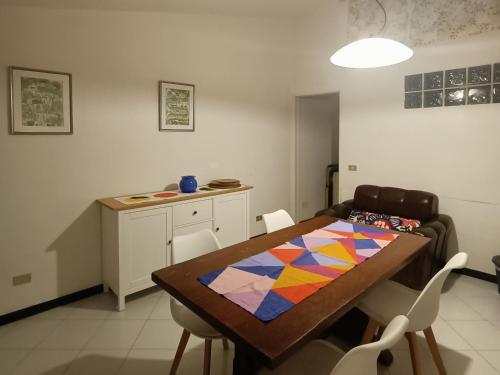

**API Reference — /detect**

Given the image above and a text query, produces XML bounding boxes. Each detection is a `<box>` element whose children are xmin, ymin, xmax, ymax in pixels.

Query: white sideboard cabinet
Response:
<box><xmin>98</xmin><ymin>186</ymin><xmax>252</xmax><ymax>310</ymax></box>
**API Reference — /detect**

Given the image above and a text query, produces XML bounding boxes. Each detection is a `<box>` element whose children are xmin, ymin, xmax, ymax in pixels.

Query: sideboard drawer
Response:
<box><xmin>173</xmin><ymin>199</ymin><xmax>213</xmax><ymax>227</ymax></box>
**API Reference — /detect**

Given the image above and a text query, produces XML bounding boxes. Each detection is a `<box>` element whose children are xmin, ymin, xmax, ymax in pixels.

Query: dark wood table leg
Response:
<box><xmin>233</xmin><ymin>344</ymin><xmax>263</xmax><ymax>375</ymax></box>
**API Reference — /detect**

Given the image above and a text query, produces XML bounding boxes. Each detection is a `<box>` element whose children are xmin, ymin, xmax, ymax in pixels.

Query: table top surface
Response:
<box><xmin>152</xmin><ymin>216</ymin><xmax>430</xmax><ymax>368</ymax></box>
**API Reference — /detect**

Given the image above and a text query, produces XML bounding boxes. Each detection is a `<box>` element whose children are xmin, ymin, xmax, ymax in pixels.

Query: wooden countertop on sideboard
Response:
<box><xmin>97</xmin><ymin>185</ymin><xmax>253</xmax><ymax>212</ymax></box>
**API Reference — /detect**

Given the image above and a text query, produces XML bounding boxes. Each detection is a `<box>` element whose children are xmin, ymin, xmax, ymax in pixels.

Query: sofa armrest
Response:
<box><xmin>436</xmin><ymin>214</ymin><xmax>456</xmax><ymax>261</ymax></box>
<box><xmin>423</xmin><ymin>220</ymin><xmax>447</xmax><ymax>266</ymax></box>
<box><xmin>392</xmin><ymin>226</ymin><xmax>439</xmax><ymax>290</ymax></box>
<box><xmin>315</xmin><ymin>200</ymin><xmax>354</xmax><ymax>219</ymax></box>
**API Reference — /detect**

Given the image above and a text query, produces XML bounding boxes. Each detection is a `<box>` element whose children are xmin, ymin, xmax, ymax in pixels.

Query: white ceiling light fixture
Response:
<box><xmin>330</xmin><ymin>0</ymin><xmax>413</xmax><ymax>69</ymax></box>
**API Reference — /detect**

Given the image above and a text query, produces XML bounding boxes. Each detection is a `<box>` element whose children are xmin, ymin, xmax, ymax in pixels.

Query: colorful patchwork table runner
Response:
<box><xmin>198</xmin><ymin>220</ymin><xmax>399</xmax><ymax>322</ymax></box>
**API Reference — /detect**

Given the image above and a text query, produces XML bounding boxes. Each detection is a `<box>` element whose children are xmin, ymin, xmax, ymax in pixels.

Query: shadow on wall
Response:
<box><xmin>46</xmin><ymin>202</ymin><xmax>102</xmax><ymax>297</ymax></box>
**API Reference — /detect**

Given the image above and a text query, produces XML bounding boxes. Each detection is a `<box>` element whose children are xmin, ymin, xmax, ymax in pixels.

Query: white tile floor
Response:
<box><xmin>0</xmin><ymin>274</ymin><xmax>498</xmax><ymax>375</ymax></box>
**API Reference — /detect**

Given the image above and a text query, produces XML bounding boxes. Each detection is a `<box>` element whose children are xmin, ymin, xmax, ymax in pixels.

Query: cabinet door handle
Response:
<box><xmin>216</xmin><ymin>227</ymin><xmax>220</xmax><ymax>232</ymax></box>
<box><xmin>168</xmin><ymin>240</ymin><xmax>172</xmax><ymax>245</ymax></box>
<box><xmin>192</xmin><ymin>211</ymin><xmax>198</xmax><ymax>216</ymax></box>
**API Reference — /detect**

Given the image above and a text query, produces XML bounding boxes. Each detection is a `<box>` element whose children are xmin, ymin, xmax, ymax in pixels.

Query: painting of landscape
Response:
<box><xmin>21</xmin><ymin>77</ymin><xmax>64</xmax><ymax>127</ymax></box>
<box><xmin>165</xmin><ymin>88</ymin><xmax>190</xmax><ymax>126</ymax></box>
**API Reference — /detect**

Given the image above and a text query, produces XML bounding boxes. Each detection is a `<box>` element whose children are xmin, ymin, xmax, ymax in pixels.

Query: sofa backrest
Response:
<box><xmin>353</xmin><ymin>185</ymin><xmax>438</xmax><ymax>221</ymax></box>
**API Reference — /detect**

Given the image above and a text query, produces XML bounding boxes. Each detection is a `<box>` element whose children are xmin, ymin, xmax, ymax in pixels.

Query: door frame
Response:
<box><xmin>293</xmin><ymin>92</ymin><xmax>340</xmax><ymax>222</ymax></box>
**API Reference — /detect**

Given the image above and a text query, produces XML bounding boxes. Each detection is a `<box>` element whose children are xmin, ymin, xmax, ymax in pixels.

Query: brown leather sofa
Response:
<box><xmin>316</xmin><ymin>185</ymin><xmax>454</xmax><ymax>290</ymax></box>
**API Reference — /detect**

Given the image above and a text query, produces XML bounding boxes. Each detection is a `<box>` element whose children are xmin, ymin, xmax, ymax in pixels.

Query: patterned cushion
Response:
<box><xmin>347</xmin><ymin>210</ymin><xmax>421</xmax><ymax>233</ymax></box>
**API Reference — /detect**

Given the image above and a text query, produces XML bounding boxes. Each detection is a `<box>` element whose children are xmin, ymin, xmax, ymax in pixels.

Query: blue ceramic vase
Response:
<box><xmin>179</xmin><ymin>176</ymin><xmax>197</xmax><ymax>193</ymax></box>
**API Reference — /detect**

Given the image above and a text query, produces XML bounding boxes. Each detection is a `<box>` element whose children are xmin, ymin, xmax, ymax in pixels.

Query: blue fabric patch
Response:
<box><xmin>197</xmin><ymin>268</ymin><xmax>224</xmax><ymax>286</ymax></box>
<box><xmin>354</xmin><ymin>239</ymin><xmax>380</xmax><ymax>249</ymax></box>
<box><xmin>289</xmin><ymin>236</ymin><xmax>306</xmax><ymax>248</ymax></box>
<box><xmin>291</xmin><ymin>251</ymin><xmax>319</xmax><ymax>266</ymax></box>
<box><xmin>254</xmin><ymin>290</ymin><xmax>295</xmax><ymax>322</ymax></box>
<box><xmin>353</xmin><ymin>223</ymin><xmax>385</xmax><ymax>233</ymax></box>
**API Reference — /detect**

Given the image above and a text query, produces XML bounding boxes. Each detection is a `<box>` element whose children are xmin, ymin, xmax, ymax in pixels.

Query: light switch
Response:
<box><xmin>348</xmin><ymin>165</ymin><xmax>358</xmax><ymax>171</ymax></box>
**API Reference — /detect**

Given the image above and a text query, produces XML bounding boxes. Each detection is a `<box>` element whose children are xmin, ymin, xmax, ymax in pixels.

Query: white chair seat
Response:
<box><xmin>171</xmin><ymin>301</ymin><xmax>222</xmax><ymax>339</ymax></box>
<box><xmin>259</xmin><ymin>340</ymin><xmax>344</xmax><ymax>375</ymax></box>
<box><xmin>358</xmin><ymin>280</ymin><xmax>419</xmax><ymax>329</ymax></box>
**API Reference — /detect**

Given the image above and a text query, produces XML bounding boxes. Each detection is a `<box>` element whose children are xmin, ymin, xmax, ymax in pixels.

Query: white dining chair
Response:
<box><xmin>263</xmin><ymin>209</ymin><xmax>295</xmax><ymax>233</ymax></box>
<box><xmin>357</xmin><ymin>252</ymin><xmax>468</xmax><ymax>375</ymax></box>
<box><xmin>169</xmin><ymin>229</ymin><xmax>229</xmax><ymax>375</ymax></box>
<box><xmin>259</xmin><ymin>315</ymin><xmax>409</xmax><ymax>375</ymax></box>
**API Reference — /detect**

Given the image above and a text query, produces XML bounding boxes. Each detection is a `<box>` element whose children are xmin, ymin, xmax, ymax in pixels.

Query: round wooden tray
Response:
<box><xmin>208</xmin><ymin>183</ymin><xmax>241</xmax><ymax>189</ymax></box>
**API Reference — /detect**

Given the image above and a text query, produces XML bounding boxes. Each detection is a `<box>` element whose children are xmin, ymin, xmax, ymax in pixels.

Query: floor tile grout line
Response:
<box><xmin>444</xmin><ymin>316</ymin><xmax>499</xmax><ymax>352</ymax></box>
<box><xmin>453</xmin><ymin>290</ymin><xmax>498</xmax><ymax>322</ymax></box>
<box><xmin>115</xmin><ymin>318</ymin><xmax>150</xmax><ymax>374</ymax></box>
<box><xmin>7</xmin><ymin>348</ymin><xmax>35</xmax><ymax>369</ymax></box>
<box><xmin>32</xmin><ymin>318</ymin><xmax>66</xmax><ymax>350</ymax></box>
<box><xmin>475</xmin><ymin>350</ymin><xmax>500</xmax><ymax>375</ymax></box>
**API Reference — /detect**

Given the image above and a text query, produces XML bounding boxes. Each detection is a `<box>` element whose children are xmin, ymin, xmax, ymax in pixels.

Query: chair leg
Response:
<box><xmin>170</xmin><ymin>329</ymin><xmax>190</xmax><ymax>375</ymax></box>
<box><xmin>406</xmin><ymin>332</ymin><xmax>422</xmax><ymax>375</ymax></box>
<box><xmin>222</xmin><ymin>338</ymin><xmax>229</xmax><ymax>350</ymax></box>
<box><xmin>204</xmin><ymin>339</ymin><xmax>212</xmax><ymax>375</ymax></box>
<box><xmin>424</xmin><ymin>327</ymin><xmax>447</xmax><ymax>375</ymax></box>
<box><xmin>361</xmin><ymin>318</ymin><xmax>380</xmax><ymax>344</ymax></box>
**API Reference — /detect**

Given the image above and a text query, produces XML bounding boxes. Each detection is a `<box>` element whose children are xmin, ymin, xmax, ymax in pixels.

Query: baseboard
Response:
<box><xmin>453</xmin><ymin>268</ymin><xmax>497</xmax><ymax>284</ymax></box>
<box><xmin>0</xmin><ymin>284</ymin><xmax>103</xmax><ymax>326</ymax></box>
<box><xmin>1</xmin><ymin>267</ymin><xmax>497</xmax><ymax>326</ymax></box>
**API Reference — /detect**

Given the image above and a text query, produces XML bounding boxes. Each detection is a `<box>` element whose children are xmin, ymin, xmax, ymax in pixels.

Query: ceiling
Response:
<box><xmin>0</xmin><ymin>0</ymin><xmax>332</xmax><ymax>17</ymax></box>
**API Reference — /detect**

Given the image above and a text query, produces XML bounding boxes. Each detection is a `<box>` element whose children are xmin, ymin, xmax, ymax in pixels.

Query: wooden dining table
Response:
<box><xmin>152</xmin><ymin>215</ymin><xmax>430</xmax><ymax>374</ymax></box>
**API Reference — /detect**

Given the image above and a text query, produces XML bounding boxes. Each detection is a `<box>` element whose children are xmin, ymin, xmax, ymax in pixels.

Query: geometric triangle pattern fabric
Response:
<box><xmin>198</xmin><ymin>220</ymin><xmax>398</xmax><ymax>322</ymax></box>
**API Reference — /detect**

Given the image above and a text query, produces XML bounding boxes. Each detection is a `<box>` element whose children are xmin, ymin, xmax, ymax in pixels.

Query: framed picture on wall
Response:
<box><xmin>9</xmin><ymin>66</ymin><xmax>73</xmax><ymax>134</ymax></box>
<box><xmin>159</xmin><ymin>81</ymin><xmax>195</xmax><ymax>132</ymax></box>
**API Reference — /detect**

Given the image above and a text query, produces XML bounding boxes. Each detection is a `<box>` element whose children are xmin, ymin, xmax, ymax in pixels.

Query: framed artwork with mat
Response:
<box><xmin>159</xmin><ymin>81</ymin><xmax>195</xmax><ymax>132</ymax></box>
<box><xmin>10</xmin><ymin>66</ymin><xmax>73</xmax><ymax>135</ymax></box>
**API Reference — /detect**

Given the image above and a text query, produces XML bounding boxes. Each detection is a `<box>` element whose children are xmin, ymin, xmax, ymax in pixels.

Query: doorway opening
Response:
<box><xmin>295</xmin><ymin>93</ymin><xmax>340</xmax><ymax>222</ymax></box>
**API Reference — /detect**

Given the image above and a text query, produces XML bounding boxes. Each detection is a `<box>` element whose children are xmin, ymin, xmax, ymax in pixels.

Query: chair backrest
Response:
<box><xmin>262</xmin><ymin>209</ymin><xmax>295</xmax><ymax>233</ymax></box>
<box><xmin>171</xmin><ymin>229</ymin><xmax>221</xmax><ymax>265</ymax></box>
<box><xmin>170</xmin><ymin>229</ymin><xmax>221</xmax><ymax>323</ymax></box>
<box><xmin>330</xmin><ymin>315</ymin><xmax>409</xmax><ymax>375</ymax></box>
<box><xmin>407</xmin><ymin>252</ymin><xmax>468</xmax><ymax>331</ymax></box>
<box><xmin>353</xmin><ymin>185</ymin><xmax>438</xmax><ymax>221</ymax></box>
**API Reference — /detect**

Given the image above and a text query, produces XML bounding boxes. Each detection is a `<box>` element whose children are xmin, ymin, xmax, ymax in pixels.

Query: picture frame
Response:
<box><xmin>10</xmin><ymin>66</ymin><xmax>73</xmax><ymax>135</ymax></box>
<box><xmin>159</xmin><ymin>81</ymin><xmax>195</xmax><ymax>132</ymax></box>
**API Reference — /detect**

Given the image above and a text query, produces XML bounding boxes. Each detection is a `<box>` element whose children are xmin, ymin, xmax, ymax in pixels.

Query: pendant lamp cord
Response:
<box><xmin>375</xmin><ymin>0</ymin><xmax>387</xmax><ymax>33</ymax></box>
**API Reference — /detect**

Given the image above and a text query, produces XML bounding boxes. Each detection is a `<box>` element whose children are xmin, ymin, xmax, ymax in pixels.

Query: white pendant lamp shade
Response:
<box><xmin>330</xmin><ymin>37</ymin><xmax>413</xmax><ymax>68</ymax></box>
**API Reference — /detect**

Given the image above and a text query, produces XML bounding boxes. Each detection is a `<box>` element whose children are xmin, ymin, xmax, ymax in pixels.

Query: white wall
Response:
<box><xmin>294</xmin><ymin>1</ymin><xmax>500</xmax><ymax>274</ymax></box>
<box><xmin>0</xmin><ymin>6</ymin><xmax>294</xmax><ymax>315</ymax></box>
<box><xmin>296</xmin><ymin>93</ymin><xmax>339</xmax><ymax>221</ymax></box>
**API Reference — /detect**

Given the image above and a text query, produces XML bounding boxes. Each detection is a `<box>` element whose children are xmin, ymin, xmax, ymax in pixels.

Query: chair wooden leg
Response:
<box><xmin>204</xmin><ymin>339</ymin><xmax>212</xmax><ymax>375</ymax></box>
<box><xmin>361</xmin><ymin>318</ymin><xmax>380</xmax><ymax>344</ymax></box>
<box><xmin>222</xmin><ymin>338</ymin><xmax>229</xmax><ymax>350</ymax></box>
<box><xmin>406</xmin><ymin>332</ymin><xmax>422</xmax><ymax>375</ymax></box>
<box><xmin>170</xmin><ymin>329</ymin><xmax>190</xmax><ymax>375</ymax></box>
<box><xmin>424</xmin><ymin>327</ymin><xmax>447</xmax><ymax>375</ymax></box>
